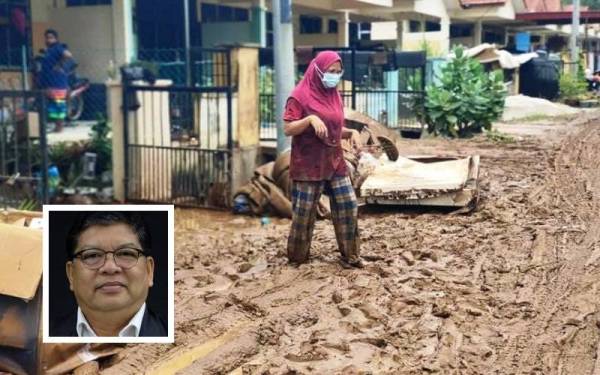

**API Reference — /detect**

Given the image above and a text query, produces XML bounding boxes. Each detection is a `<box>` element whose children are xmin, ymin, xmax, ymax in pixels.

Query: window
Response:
<box><xmin>484</xmin><ymin>31</ymin><xmax>504</xmax><ymax>45</ymax></box>
<box><xmin>425</xmin><ymin>21</ymin><xmax>441</xmax><ymax>32</ymax></box>
<box><xmin>328</xmin><ymin>19</ymin><xmax>338</xmax><ymax>34</ymax></box>
<box><xmin>66</xmin><ymin>0</ymin><xmax>112</xmax><ymax>6</ymax></box>
<box><xmin>299</xmin><ymin>15</ymin><xmax>322</xmax><ymax>34</ymax></box>
<box><xmin>200</xmin><ymin>3</ymin><xmax>249</xmax><ymax>23</ymax></box>
<box><xmin>450</xmin><ymin>24</ymin><xmax>474</xmax><ymax>38</ymax></box>
<box><xmin>409</xmin><ymin>20</ymin><xmax>421</xmax><ymax>33</ymax></box>
<box><xmin>267</xmin><ymin>12</ymin><xmax>273</xmax><ymax>47</ymax></box>
<box><xmin>0</xmin><ymin>1</ymin><xmax>30</xmax><ymax>68</ymax></box>
<box><xmin>358</xmin><ymin>23</ymin><xmax>371</xmax><ymax>41</ymax></box>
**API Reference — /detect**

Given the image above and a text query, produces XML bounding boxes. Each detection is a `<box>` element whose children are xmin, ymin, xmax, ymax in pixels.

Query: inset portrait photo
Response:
<box><xmin>43</xmin><ymin>205</ymin><xmax>174</xmax><ymax>344</ymax></box>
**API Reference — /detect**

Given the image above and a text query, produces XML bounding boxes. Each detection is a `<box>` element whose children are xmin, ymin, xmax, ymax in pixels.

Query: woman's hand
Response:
<box><xmin>309</xmin><ymin>115</ymin><xmax>328</xmax><ymax>139</ymax></box>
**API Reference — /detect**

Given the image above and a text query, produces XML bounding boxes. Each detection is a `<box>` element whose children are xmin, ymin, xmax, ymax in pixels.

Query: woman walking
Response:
<box><xmin>283</xmin><ymin>51</ymin><xmax>363</xmax><ymax>269</ymax></box>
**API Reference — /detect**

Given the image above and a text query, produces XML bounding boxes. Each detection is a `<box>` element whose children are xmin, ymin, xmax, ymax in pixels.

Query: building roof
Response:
<box><xmin>516</xmin><ymin>10</ymin><xmax>600</xmax><ymax>24</ymax></box>
<box><xmin>523</xmin><ymin>0</ymin><xmax>561</xmax><ymax>12</ymax></box>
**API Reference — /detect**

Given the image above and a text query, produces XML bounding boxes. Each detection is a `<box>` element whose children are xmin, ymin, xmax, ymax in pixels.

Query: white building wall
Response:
<box><xmin>47</xmin><ymin>6</ymin><xmax>114</xmax><ymax>83</ymax></box>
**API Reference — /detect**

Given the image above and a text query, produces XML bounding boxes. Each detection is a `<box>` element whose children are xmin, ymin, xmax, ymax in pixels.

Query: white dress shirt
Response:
<box><xmin>76</xmin><ymin>303</ymin><xmax>146</xmax><ymax>337</ymax></box>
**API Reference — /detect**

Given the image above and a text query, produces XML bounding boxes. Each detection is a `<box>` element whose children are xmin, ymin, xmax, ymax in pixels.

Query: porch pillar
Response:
<box><xmin>230</xmin><ymin>46</ymin><xmax>261</xmax><ymax>200</ymax></box>
<box><xmin>107</xmin><ymin>82</ymin><xmax>125</xmax><ymax>202</ymax></box>
<box><xmin>252</xmin><ymin>0</ymin><xmax>267</xmax><ymax>47</ymax></box>
<box><xmin>337</xmin><ymin>11</ymin><xmax>350</xmax><ymax>47</ymax></box>
<box><xmin>540</xmin><ymin>33</ymin><xmax>548</xmax><ymax>48</ymax></box>
<box><xmin>396</xmin><ymin>19</ymin><xmax>404</xmax><ymax>50</ymax></box>
<box><xmin>474</xmin><ymin>20</ymin><xmax>483</xmax><ymax>45</ymax></box>
<box><xmin>440</xmin><ymin>16</ymin><xmax>451</xmax><ymax>55</ymax></box>
<box><xmin>112</xmin><ymin>0</ymin><xmax>136</xmax><ymax>67</ymax></box>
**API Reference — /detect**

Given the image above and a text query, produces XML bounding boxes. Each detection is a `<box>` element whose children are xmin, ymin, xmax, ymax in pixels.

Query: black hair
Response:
<box><xmin>66</xmin><ymin>211</ymin><xmax>151</xmax><ymax>259</ymax></box>
<box><xmin>45</xmin><ymin>29</ymin><xmax>59</xmax><ymax>39</ymax></box>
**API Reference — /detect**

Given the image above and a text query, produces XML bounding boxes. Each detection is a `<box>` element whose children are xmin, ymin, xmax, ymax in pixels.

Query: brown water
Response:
<box><xmin>175</xmin><ymin>208</ymin><xmax>290</xmax><ymax>233</ymax></box>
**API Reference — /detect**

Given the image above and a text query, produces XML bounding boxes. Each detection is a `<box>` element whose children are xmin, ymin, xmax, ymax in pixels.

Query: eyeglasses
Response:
<box><xmin>73</xmin><ymin>247</ymin><xmax>146</xmax><ymax>269</ymax></box>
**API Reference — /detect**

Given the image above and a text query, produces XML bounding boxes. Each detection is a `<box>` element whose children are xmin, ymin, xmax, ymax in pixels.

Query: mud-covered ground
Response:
<box><xmin>102</xmin><ymin>112</ymin><xmax>600</xmax><ymax>374</ymax></box>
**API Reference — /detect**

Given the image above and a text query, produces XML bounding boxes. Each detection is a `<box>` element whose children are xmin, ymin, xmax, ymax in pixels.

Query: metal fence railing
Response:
<box><xmin>137</xmin><ymin>48</ymin><xmax>232</xmax><ymax>87</ymax></box>
<box><xmin>0</xmin><ymin>47</ymin><xmax>238</xmax><ymax>126</ymax></box>
<box><xmin>259</xmin><ymin>64</ymin><xmax>276</xmax><ymax>141</ymax></box>
<box><xmin>123</xmin><ymin>48</ymin><xmax>235</xmax><ymax>208</ymax></box>
<box><xmin>258</xmin><ymin>47</ymin><xmax>427</xmax><ymax>141</ymax></box>
<box><xmin>0</xmin><ymin>89</ymin><xmax>49</xmax><ymax>209</ymax></box>
<box><xmin>313</xmin><ymin>48</ymin><xmax>426</xmax><ymax>130</ymax></box>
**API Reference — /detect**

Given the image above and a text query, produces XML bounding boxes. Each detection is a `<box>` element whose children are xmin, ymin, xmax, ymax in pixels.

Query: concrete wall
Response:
<box><xmin>295</xmin><ymin>33</ymin><xmax>338</xmax><ymax>47</ymax></box>
<box><xmin>403</xmin><ymin>32</ymin><xmax>448</xmax><ymax>56</ymax></box>
<box><xmin>451</xmin><ymin>36</ymin><xmax>476</xmax><ymax>48</ymax></box>
<box><xmin>371</xmin><ymin>22</ymin><xmax>397</xmax><ymax>41</ymax></box>
<box><xmin>31</xmin><ymin>0</ymin><xmax>134</xmax><ymax>83</ymax></box>
<box><xmin>109</xmin><ymin>47</ymin><xmax>260</xmax><ymax>205</ymax></box>
<box><xmin>293</xmin><ymin>15</ymin><xmax>342</xmax><ymax>47</ymax></box>
<box><xmin>30</xmin><ymin>0</ymin><xmax>51</xmax><ymax>52</ymax></box>
<box><xmin>201</xmin><ymin>22</ymin><xmax>255</xmax><ymax>47</ymax></box>
<box><xmin>46</xmin><ymin>6</ymin><xmax>114</xmax><ymax>83</ymax></box>
<box><xmin>232</xmin><ymin>48</ymin><xmax>259</xmax><ymax>148</ymax></box>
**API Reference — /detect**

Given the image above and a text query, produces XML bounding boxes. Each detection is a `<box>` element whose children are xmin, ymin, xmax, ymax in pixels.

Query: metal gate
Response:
<box><xmin>312</xmin><ymin>47</ymin><xmax>426</xmax><ymax>131</ymax></box>
<box><xmin>0</xmin><ymin>90</ymin><xmax>49</xmax><ymax>209</ymax></box>
<box><xmin>123</xmin><ymin>49</ymin><xmax>234</xmax><ymax>208</ymax></box>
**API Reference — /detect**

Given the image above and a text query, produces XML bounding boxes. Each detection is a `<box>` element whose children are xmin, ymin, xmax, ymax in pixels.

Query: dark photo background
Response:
<box><xmin>48</xmin><ymin>210</ymin><xmax>169</xmax><ymax>332</ymax></box>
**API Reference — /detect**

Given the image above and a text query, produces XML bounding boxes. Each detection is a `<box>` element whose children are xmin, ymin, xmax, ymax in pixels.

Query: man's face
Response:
<box><xmin>66</xmin><ymin>223</ymin><xmax>154</xmax><ymax>314</ymax></box>
<box><xmin>45</xmin><ymin>33</ymin><xmax>57</xmax><ymax>47</ymax></box>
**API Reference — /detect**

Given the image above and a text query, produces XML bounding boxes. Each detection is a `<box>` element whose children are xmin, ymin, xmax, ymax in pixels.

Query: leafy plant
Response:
<box><xmin>559</xmin><ymin>73</ymin><xmax>587</xmax><ymax>102</ymax></box>
<box><xmin>129</xmin><ymin>60</ymin><xmax>159</xmax><ymax>78</ymax></box>
<box><xmin>88</xmin><ymin>114</ymin><xmax>112</xmax><ymax>176</ymax></box>
<box><xmin>18</xmin><ymin>198</ymin><xmax>38</xmax><ymax>211</ymax></box>
<box><xmin>417</xmin><ymin>46</ymin><xmax>507</xmax><ymax>138</ymax></box>
<box><xmin>420</xmin><ymin>40</ymin><xmax>443</xmax><ymax>58</ymax></box>
<box><xmin>48</xmin><ymin>140</ymin><xmax>88</xmax><ymax>186</ymax></box>
<box><xmin>41</xmin><ymin>115</ymin><xmax>111</xmax><ymax>188</ymax></box>
<box><xmin>485</xmin><ymin>129</ymin><xmax>515</xmax><ymax>144</ymax></box>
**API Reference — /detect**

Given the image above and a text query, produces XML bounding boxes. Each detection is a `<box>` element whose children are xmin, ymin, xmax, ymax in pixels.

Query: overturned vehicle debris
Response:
<box><xmin>234</xmin><ymin>110</ymin><xmax>480</xmax><ymax>217</ymax></box>
<box><xmin>358</xmin><ymin>154</ymin><xmax>480</xmax><ymax>208</ymax></box>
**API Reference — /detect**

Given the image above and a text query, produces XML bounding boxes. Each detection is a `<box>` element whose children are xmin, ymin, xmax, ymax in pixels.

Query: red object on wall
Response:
<box><xmin>11</xmin><ymin>7</ymin><xmax>27</xmax><ymax>37</ymax></box>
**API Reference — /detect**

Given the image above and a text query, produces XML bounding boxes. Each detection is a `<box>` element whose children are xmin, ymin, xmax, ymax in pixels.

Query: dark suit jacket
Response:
<box><xmin>50</xmin><ymin>306</ymin><xmax>167</xmax><ymax>337</ymax></box>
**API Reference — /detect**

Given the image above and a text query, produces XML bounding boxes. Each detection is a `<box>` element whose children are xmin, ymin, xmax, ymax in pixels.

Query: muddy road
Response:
<box><xmin>102</xmin><ymin>112</ymin><xmax>600</xmax><ymax>374</ymax></box>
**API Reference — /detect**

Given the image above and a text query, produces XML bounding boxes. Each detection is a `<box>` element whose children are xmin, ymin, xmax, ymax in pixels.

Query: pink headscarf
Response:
<box><xmin>289</xmin><ymin>51</ymin><xmax>344</xmax><ymax>143</ymax></box>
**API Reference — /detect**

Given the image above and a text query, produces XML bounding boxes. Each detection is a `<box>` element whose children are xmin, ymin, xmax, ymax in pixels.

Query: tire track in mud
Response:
<box><xmin>500</xmin><ymin>115</ymin><xmax>600</xmax><ymax>375</ymax></box>
<box><xmin>100</xmin><ymin>113</ymin><xmax>600</xmax><ymax>375</ymax></box>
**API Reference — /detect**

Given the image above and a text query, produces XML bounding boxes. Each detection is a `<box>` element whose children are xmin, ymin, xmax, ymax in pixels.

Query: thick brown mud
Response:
<box><xmin>101</xmin><ymin>112</ymin><xmax>600</xmax><ymax>375</ymax></box>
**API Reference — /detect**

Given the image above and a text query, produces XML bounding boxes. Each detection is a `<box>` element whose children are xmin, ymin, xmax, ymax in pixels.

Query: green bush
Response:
<box><xmin>44</xmin><ymin>115</ymin><xmax>112</xmax><ymax>188</ymax></box>
<box><xmin>89</xmin><ymin>114</ymin><xmax>112</xmax><ymax>176</ymax></box>
<box><xmin>418</xmin><ymin>46</ymin><xmax>507</xmax><ymax>138</ymax></box>
<box><xmin>559</xmin><ymin>73</ymin><xmax>587</xmax><ymax>102</ymax></box>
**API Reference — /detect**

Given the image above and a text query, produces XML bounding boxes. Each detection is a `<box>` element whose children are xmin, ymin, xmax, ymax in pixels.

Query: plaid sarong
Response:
<box><xmin>287</xmin><ymin>176</ymin><xmax>360</xmax><ymax>264</ymax></box>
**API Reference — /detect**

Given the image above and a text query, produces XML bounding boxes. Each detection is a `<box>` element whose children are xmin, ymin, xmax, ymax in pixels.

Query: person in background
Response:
<box><xmin>283</xmin><ymin>50</ymin><xmax>364</xmax><ymax>269</ymax></box>
<box><xmin>38</xmin><ymin>29</ymin><xmax>72</xmax><ymax>133</ymax></box>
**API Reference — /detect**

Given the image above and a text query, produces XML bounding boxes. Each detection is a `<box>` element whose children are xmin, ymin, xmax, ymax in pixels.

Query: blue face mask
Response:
<box><xmin>316</xmin><ymin>66</ymin><xmax>343</xmax><ymax>89</ymax></box>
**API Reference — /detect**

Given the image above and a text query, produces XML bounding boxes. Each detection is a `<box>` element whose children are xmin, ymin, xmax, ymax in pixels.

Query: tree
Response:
<box><xmin>562</xmin><ymin>0</ymin><xmax>600</xmax><ymax>10</ymax></box>
<box><xmin>417</xmin><ymin>46</ymin><xmax>507</xmax><ymax>138</ymax></box>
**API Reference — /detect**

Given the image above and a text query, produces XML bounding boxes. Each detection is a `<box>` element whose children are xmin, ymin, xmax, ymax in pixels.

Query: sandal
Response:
<box><xmin>339</xmin><ymin>258</ymin><xmax>365</xmax><ymax>269</ymax></box>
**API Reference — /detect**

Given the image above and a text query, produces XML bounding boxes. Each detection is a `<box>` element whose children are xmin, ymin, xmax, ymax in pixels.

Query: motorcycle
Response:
<box><xmin>32</xmin><ymin>47</ymin><xmax>90</xmax><ymax>122</ymax></box>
